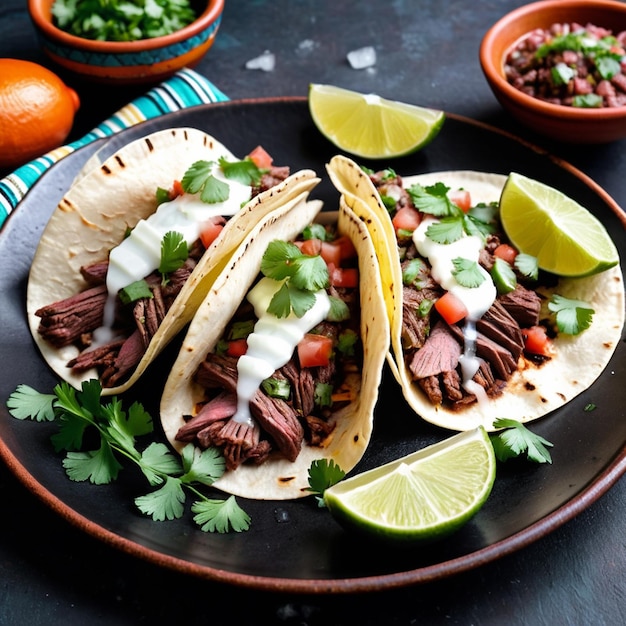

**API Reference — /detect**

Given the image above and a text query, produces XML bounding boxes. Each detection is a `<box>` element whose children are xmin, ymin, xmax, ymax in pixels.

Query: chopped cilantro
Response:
<box><xmin>451</xmin><ymin>257</ymin><xmax>485</xmax><ymax>288</ymax></box>
<box><xmin>306</xmin><ymin>458</ymin><xmax>346</xmax><ymax>507</ymax></box>
<box><xmin>51</xmin><ymin>0</ymin><xmax>197</xmax><ymax>42</ymax></box>
<box><xmin>402</xmin><ymin>257</ymin><xmax>430</xmax><ymax>288</ymax></box>
<box><xmin>326</xmin><ymin>295</ymin><xmax>350</xmax><ymax>322</ymax></box>
<box><xmin>7</xmin><ymin>381</ymin><xmax>250</xmax><ymax>533</ymax></box>
<box><xmin>260</xmin><ymin>240</ymin><xmax>329</xmax><ymax>318</ymax></box>
<box><xmin>514</xmin><ymin>253</ymin><xmax>539</xmax><ymax>281</ymax></box>
<box><xmin>314</xmin><ymin>382</ymin><xmax>333</xmax><ymax>408</ymax></box>
<box><xmin>302</xmin><ymin>223</ymin><xmax>328</xmax><ymax>241</ymax></box>
<box><xmin>159</xmin><ymin>231</ymin><xmax>188</xmax><ymax>281</ymax></box>
<box><xmin>490</xmin><ymin>418</ymin><xmax>553</xmax><ymax>464</ymax></box>
<box><xmin>219</xmin><ymin>156</ymin><xmax>264</xmax><ymax>186</ymax></box>
<box><xmin>548</xmin><ymin>294</ymin><xmax>594</xmax><ymax>335</ymax></box>
<box><xmin>118</xmin><ymin>279</ymin><xmax>153</xmax><ymax>305</ymax></box>
<box><xmin>181</xmin><ymin>160</ymin><xmax>231</xmax><ymax>204</ymax></box>
<box><xmin>336</xmin><ymin>328</ymin><xmax>358</xmax><ymax>356</ymax></box>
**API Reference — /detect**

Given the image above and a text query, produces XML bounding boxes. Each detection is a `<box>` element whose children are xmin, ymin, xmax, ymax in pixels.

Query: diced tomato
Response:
<box><xmin>331</xmin><ymin>235</ymin><xmax>358</xmax><ymax>261</ymax></box>
<box><xmin>297</xmin><ymin>333</ymin><xmax>334</xmax><ymax>368</ymax></box>
<box><xmin>522</xmin><ymin>326</ymin><xmax>552</xmax><ymax>356</ymax></box>
<box><xmin>297</xmin><ymin>237</ymin><xmax>323</xmax><ymax>257</ymax></box>
<box><xmin>320</xmin><ymin>241</ymin><xmax>343</xmax><ymax>267</ymax></box>
<box><xmin>448</xmin><ymin>189</ymin><xmax>471</xmax><ymax>213</ymax></box>
<box><xmin>226</xmin><ymin>338</ymin><xmax>248</xmax><ymax>357</ymax></box>
<box><xmin>199</xmin><ymin>219</ymin><xmax>225</xmax><ymax>249</ymax></box>
<box><xmin>494</xmin><ymin>243</ymin><xmax>518</xmax><ymax>265</ymax></box>
<box><xmin>328</xmin><ymin>264</ymin><xmax>359</xmax><ymax>288</ymax></box>
<box><xmin>435</xmin><ymin>291</ymin><xmax>468</xmax><ymax>325</ymax></box>
<box><xmin>247</xmin><ymin>145</ymin><xmax>273</xmax><ymax>169</ymax></box>
<box><xmin>392</xmin><ymin>206</ymin><xmax>421</xmax><ymax>233</ymax></box>
<box><xmin>169</xmin><ymin>179</ymin><xmax>184</xmax><ymax>200</ymax></box>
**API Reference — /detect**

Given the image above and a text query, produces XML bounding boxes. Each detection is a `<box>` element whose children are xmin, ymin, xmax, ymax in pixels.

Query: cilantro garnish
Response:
<box><xmin>451</xmin><ymin>257</ymin><xmax>485</xmax><ymax>288</ymax></box>
<box><xmin>548</xmin><ymin>294</ymin><xmax>594</xmax><ymax>335</ymax></box>
<box><xmin>181</xmin><ymin>160</ymin><xmax>230</xmax><ymax>204</ymax></box>
<box><xmin>306</xmin><ymin>458</ymin><xmax>346</xmax><ymax>507</ymax></box>
<box><xmin>51</xmin><ymin>0</ymin><xmax>197</xmax><ymax>42</ymax></box>
<box><xmin>7</xmin><ymin>381</ymin><xmax>250</xmax><ymax>533</ymax></box>
<box><xmin>490</xmin><ymin>418</ymin><xmax>553</xmax><ymax>464</ymax></box>
<box><xmin>260</xmin><ymin>240</ymin><xmax>329</xmax><ymax>318</ymax></box>
<box><xmin>514</xmin><ymin>253</ymin><xmax>539</xmax><ymax>281</ymax></box>
<box><xmin>410</xmin><ymin>182</ymin><xmax>495</xmax><ymax>244</ymax></box>
<box><xmin>159</xmin><ymin>231</ymin><xmax>189</xmax><ymax>283</ymax></box>
<box><xmin>118</xmin><ymin>279</ymin><xmax>153</xmax><ymax>305</ymax></box>
<box><xmin>219</xmin><ymin>156</ymin><xmax>264</xmax><ymax>186</ymax></box>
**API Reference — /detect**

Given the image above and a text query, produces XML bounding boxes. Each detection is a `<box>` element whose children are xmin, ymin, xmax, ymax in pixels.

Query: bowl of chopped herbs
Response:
<box><xmin>28</xmin><ymin>0</ymin><xmax>224</xmax><ymax>84</ymax></box>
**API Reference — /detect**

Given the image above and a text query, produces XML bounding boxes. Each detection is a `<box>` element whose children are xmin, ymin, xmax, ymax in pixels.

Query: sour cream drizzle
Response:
<box><xmin>92</xmin><ymin>163</ymin><xmax>252</xmax><ymax>346</ymax></box>
<box><xmin>231</xmin><ymin>276</ymin><xmax>331</xmax><ymax>427</ymax></box>
<box><xmin>413</xmin><ymin>216</ymin><xmax>496</xmax><ymax>403</ymax></box>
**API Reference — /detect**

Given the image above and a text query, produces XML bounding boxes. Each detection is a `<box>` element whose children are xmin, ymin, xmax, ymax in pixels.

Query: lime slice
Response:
<box><xmin>500</xmin><ymin>172</ymin><xmax>619</xmax><ymax>277</ymax></box>
<box><xmin>323</xmin><ymin>427</ymin><xmax>496</xmax><ymax>543</ymax></box>
<box><xmin>308</xmin><ymin>84</ymin><xmax>445</xmax><ymax>159</ymax></box>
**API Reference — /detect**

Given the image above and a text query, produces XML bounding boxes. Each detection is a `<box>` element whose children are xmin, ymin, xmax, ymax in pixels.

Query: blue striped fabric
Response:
<box><xmin>0</xmin><ymin>68</ymin><xmax>228</xmax><ymax>230</ymax></box>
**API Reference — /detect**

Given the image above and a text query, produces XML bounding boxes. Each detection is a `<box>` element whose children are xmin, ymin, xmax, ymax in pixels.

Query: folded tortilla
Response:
<box><xmin>328</xmin><ymin>155</ymin><xmax>625</xmax><ymax>432</ymax></box>
<box><xmin>27</xmin><ymin>127</ymin><xmax>320</xmax><ymax>395</ymax></box>
<box><xmin>160</xmin><ymin>196</ymin><xmax>389</xmax><ymax>500</ymax></box>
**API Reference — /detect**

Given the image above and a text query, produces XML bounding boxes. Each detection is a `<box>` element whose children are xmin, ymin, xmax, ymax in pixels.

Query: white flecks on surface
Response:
<box><xmin>347</xmin><ymin>46</ymin><xmax>377</xmax><ymax>69</ymax></box>
<box><xmin>245</xmin><ymin>50</ymin><xmax>276</xmax><ymax>71</ymax></box>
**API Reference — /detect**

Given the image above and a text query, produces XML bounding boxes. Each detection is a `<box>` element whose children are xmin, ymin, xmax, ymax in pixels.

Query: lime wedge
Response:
<box><xmin>500</xmin><ymin>172</ymin><xmax>619</xmax><ymax>277</ymax></box>
<box><xmin>324</xmin><ymin>427</ymin><xmax>496</xmax><ymax>543</ymax></box>
<box><xmin>308</xmin><ymin>84</ymin><xmax>445</xmax><ymax>159</ymax></box>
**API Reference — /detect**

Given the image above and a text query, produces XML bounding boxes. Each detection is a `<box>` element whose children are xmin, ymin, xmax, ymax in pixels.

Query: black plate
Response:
<box><xmin>1</xmin><ymin>98</ymin><xmax>625</xmax><ymax>594</ymax></box>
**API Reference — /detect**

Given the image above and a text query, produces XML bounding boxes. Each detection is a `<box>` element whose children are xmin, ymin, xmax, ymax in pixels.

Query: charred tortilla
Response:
<box><xmin>328</xmin><ymin>155</ymin><xmax>625</xmax><ymax>432</ymax></box>
<box><xmin>27</xmin><ymin>127</ymin><xmax>320</xmax><ymax>395</ymax></box>
<box><xmin>160</xmin><ymin>197</ymin><xmax>389</xmax><ymax>500</ymax></box>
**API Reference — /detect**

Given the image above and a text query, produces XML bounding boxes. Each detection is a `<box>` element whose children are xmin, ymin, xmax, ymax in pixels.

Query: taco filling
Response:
<box><xmin>174</xmin><ymin>227</ymin><xmax>362</xmax><ymax>470</ymax></box>
<box><xmin>327</xmin><ymin>155</ymin><xmax>624</xmax><ymax>431</ymax></box>
<box><xmin>160</xmin><ymin>195</ymin><xmax>388</xmax><ymax>500</ymax></box>
<box><xmin>28</xmin><ymin>129</ymin><xmax>319</xmax><ymax>394</ymax></box>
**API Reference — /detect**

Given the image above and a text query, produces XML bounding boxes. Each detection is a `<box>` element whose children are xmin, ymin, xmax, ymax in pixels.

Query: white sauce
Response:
<box><xmin>231</xmin><ymin>276</ymin><xmax>331</xmax><ymax>427</ymax></box>
<box><xmin>413</xmin><ymin>217</ymin><xmax>496</xmax><ymax>403</ymax></box>
<box><xmin>93</xmin><ymin>162</ymin><xmax>251</xmax><ymax>343</ymax></box>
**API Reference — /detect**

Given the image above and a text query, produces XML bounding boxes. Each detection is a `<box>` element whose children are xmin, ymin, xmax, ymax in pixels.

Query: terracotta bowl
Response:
<box><xmin>480</xmin><ymin>0</ymin><xmax>626</xmax><ymax>143</ymax></box>
<box><xmin>27</xmin><ymin>0</ymin><xmax>224</xmax><ymax>85</ymax></box>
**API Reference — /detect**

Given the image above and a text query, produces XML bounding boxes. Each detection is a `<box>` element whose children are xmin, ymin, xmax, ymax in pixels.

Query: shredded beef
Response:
<box><xmin>35</xmin><ymin>285</ymin><xmax>108</xmax><ymax>348</ymax></box>
<box><xmin>408</xmin><ymin>321</ymin><xmax>462</xmax><ymax>380</ymax></box>
<box><xmin>499</xmin><ymin>284</ymin><xmax>542</xmax><ymax>328</ymax></box>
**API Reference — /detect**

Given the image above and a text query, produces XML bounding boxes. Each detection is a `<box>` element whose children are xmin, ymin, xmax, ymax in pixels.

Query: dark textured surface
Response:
<box><xmin>1</xmin><ymin>1</ymin><xmax>625</xmax><ymax>624</ymax></box>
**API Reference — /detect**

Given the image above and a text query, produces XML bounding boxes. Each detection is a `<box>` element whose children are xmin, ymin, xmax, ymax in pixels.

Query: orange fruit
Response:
<box><xmin>0</xmin><ymin>58</ymin><xmax>80</xmax><ymax>169</ymax></box>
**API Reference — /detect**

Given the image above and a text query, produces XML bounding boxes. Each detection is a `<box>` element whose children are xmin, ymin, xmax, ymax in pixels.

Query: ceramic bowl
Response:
<box><xmin>479</xmin><ymin>0</ymin><xmax>626</xmax><ymax>143</ymax></box>
<box><xmin>27</xmin><ymin>0</ymin><xmax>224</xmax><ymax>85</ymax></box>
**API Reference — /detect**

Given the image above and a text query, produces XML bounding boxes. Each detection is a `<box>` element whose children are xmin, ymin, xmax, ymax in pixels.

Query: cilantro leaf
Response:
<box><xmin>63</xmin><ymin>441</ymin><xmax>123</xmax><ymax>484</ymax></box>
<box><xmin>425</xmin><ymin>216</ymin><xmax>465</xmax><ymax>244</ymax></box>
<box><xmin>118</xmin><ymin>279</ymin><xmax>153</xmax><ymax>305</ymax></box>
<box><xmin>514</xmin><ymin>253</ymin><xmax>539</xmax><ymax>280</ymax></box>
<box><xmin>179</xmin><ymin>444</ymin><xmax>226</xmax><ymax>487</ymax></box>
<box><xmin>192</xmin><ymin>495</ymin><xmax>251</xmax><ymax>533</ymax></box>
<box><xmin>181</xmin><ymin>160</ymin><xmax>231</xmax><ymax>204</ymax></box>
<box><xmin>261</xmin><ymin>239</ymin><xmax>329</xmax><ymax>318</ymax></box>
<box><xmin>219</xmin><ymin>156</ymin><xmax>263</xmax><ymax>186</ymax></box>
<box><xmin>7</xmin><ymin>385</ymin><xmax>56</xmax><ymax>421</ymax></box>
<box><xmin>490</xmin><ymin>418</ymin><xmax>553</xmax><ymax>464</ymax></box>
<box><xmin>451</xmin><ymin>257</ymin><xmax>485</xmax><ymax>288</ymax></box>
<box><xmin>135</xmin><ymin>476</ymin><xmax>186</xmax><ymax>521</ymax></box>
<box><xmin>7</xmin><ymin>380</ymin><xmax>251</xmax><ymax>534</ymax></box>
<box><xmin>140</xmin><ymin>442</ymin><xmax>183</xmax><ymax>486</ymax></box>
<box><xmin>306</xmin><ymin>458</ymin><xmax>346</xmax><ymax>507</ymax></box>
<box><xmin>548</xmin><ymin>294</ymin><xmax>594</xmax><ymax>335</ymax></box>
<box><xmin>159</xmin><ymin>231</ymin><xmax>188</xmax><ymax>276</ymax></box>
<box><xmin>408</xmin><ymin>182</ymin><xmax>456</xmax><ymax>216</ymax></box>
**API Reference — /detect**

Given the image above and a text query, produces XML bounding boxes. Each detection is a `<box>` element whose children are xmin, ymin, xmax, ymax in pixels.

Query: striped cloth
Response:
<box><xmin>0</xmin><ymin>68</ymin><xmax>228</xmax><ymax>230</ymax></box>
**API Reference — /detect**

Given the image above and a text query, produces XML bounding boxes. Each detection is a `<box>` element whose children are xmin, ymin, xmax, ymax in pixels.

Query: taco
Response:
<box><xmin>27</xmin><ymin>127</ymin><xmax>320</xmax><ymax>395</ymax></box>
<box><xmin>159</xmin><ymin>194</ymin><xmax>389</xmax><ymax>500</ymax></box>
<box><xmin>327</xmin><ymin>155</ymin><xmax>625</xmax><ymax>432</ymax></box>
